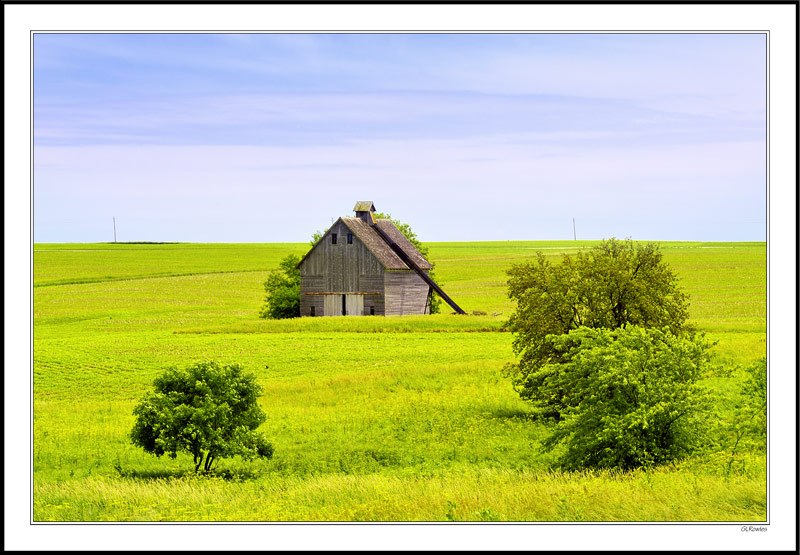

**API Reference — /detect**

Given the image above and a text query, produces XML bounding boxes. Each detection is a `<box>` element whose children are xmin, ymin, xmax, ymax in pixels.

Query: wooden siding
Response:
<box><xmin>362</xmin><ymin>294</ymin><xmax>383</xmax><ymax>315</ymax></box>
<box><xmin>299</xmin><ymin>220</ymin><xmax>385</xmax><ymax>317</ymax></box>
<box><xmin>299</xmin><ymin>275</ymin><xmax>325</xmax><ymax>317</ymax></box>
<box><xmin>384</xmin><ymin>270</ymin><xmax>431</xmax><ymax>315</ymax></box>
<box><xmin>300</xmin><ymin>290</ymin><xmax>325</xmax><ymax>317</ymax></box>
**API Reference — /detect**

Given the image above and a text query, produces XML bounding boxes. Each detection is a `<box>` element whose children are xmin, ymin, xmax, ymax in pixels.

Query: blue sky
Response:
<box><xmin>33</xmin><ymin>33</ymin><xmax>766</xmax><ymax>242</ymax></box>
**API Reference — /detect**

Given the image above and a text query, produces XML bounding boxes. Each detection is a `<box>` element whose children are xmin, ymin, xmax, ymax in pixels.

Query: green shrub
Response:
<box><xmin>741</xmin><ymin>357</ymin><xmax>767</xmax><ymax>439</ymax></box>
<box><xmin>309</xmin><ymin>229</ymin><xmax>327</xmax><ymax>248</ymax></box>
<box><xmin>259</xmin><ymin>254</ymin><xmax>301</xmax><ymax>319</ymax></box>
<box><xmin>130</xmin><ymin>361</ymin><xmax>273</xmax><ymax>472</ymax></box>
<box><xmin>722</xmin><ymin>357</ymin><xmax>767</xmax><ymax>472</ymax></box>
<box><xmin>537</xmin><ymin>326</ymin><xmax>713</xmax><ymax>470</ymax></box>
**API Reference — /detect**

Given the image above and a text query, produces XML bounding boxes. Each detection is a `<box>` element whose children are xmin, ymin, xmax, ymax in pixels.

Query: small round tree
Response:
<box><xmin>130</xmin><ymin>361</ymin><xmax>274</xmax><ymax>473</ymax></box>
<box><xmin>260</xmin><ymin>254</ymin><xmax>301</xmax><ymax>319</ymax></box>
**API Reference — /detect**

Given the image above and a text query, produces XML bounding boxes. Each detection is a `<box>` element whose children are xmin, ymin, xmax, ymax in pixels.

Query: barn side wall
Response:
<box><xmin>384</xmin><ymin>270</ymin><xmax>431</xmax><ymax>316</ymax></box>
<box><xmin>298</xmin><ymin>275</ymin><xmax>326</xmax><ymax>317</ymax></box>
<box><xmin>299</xmin><ymin>220</ymin><xmax>385</xmax><ymax>316</ymax></box>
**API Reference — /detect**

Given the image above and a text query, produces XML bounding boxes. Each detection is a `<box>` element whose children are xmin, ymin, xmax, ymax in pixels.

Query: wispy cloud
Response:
<box><xmin>35</xmin><ymin>89</ymin><xmax>763</xmax><ymax>149</ymax></box>
<box><xmin>32</xmin><ymin>33</ymin><xmax>766</xmax><ymax>242</ymax></box>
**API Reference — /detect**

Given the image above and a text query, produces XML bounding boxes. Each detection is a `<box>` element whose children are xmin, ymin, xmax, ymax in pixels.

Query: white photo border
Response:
<box><xmin>5</xmin><ymin>2</ymin><xmax>796</xmax><ymax>551</ymax></box>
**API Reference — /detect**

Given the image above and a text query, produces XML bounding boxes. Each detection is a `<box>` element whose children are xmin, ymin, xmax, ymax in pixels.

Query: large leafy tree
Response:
<box><xmin>130</xmin><ymin>361</ymin><xmax>273</xmax><ymax>473</ymax></box>
<box><xmin>505</xmin><ymin>238</ymin><xmax>691</xmax><ymax>412</ymax></box>
<box><xmin>537</xmin><ymin>326</ymin><xmax>713</xmax><ymax>470</ymax></box>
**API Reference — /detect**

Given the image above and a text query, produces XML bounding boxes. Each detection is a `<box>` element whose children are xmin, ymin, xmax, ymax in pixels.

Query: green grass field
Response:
<box><xmin>32</xmin><ymin>241</ymin><xmax>767</xmax><ymax>521</ymax></box>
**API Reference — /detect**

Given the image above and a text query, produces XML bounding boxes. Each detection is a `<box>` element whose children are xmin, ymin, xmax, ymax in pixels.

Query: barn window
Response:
<box><xmin>331</xmin><ymin>233</ymin><xmax>337</xmax><ymax>244</ymax></box>
<box><xmin>347</xmin><ymin>233</ymin><xmax>353</xmax><ymax>244</ymax></box>
<box><xmin>369</xmin><ymin>306</ymin><xmax>375</xmax><ymax>315</ymax></box>
<box><xmin>310</xmin><ymin>305</ymin><xmax>316</xmax><ymax>316</ymax></box>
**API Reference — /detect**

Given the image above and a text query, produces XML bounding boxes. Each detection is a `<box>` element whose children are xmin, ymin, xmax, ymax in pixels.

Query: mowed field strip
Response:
<box><xmin>33</xmin><ymin>241</ymin><xmax>766</xmax><ymax>521</ymax></box>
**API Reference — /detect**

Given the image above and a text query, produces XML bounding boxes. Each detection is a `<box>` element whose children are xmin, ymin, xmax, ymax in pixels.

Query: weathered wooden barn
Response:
<box><xmin>296</xmin><ymin>202</ymin><xmax>464</xmax><ymax>316</ymax></box>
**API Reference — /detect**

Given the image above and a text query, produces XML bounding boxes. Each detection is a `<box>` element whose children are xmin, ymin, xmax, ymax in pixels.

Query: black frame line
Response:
<box><xmin>29</xmin><ymin>26</ymin><xmax>775</xmax><ymax>528</ymax></box>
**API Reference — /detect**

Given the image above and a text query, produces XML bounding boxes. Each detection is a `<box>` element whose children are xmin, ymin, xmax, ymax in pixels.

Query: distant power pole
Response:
<box><xmin>573</xmin><ymin>218</ymin><xmax>576</xmax><ymax>241</ymax></box>
<box><xmin>113</xmin><ymin>217</ymin><xmax>117</xmax><ymax>243</ymax></box>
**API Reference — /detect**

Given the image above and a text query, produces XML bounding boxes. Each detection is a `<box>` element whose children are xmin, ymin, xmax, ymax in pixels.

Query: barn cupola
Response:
<box><xmin>353</xmin><ymin>201</ymin><xmax>377</xmax><ymax>224</ymax></box>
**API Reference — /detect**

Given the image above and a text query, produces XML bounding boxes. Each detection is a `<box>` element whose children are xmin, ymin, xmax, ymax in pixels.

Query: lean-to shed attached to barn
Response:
<box><xmin>296</xmin><ymin>201</ymin><xmax>464</xmax><ymax>316</ymax></box>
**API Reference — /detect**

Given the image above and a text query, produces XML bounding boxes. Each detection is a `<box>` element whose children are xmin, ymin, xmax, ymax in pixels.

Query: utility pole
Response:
<box><xmin>113</xmin><ymin>217</ymin><xmax>117</xmax><ymax>243</ymax></box>
<box><xmin>573</xmin><ymin>218</ymin><xmax>576</xmax><ymax>241</ymax></box>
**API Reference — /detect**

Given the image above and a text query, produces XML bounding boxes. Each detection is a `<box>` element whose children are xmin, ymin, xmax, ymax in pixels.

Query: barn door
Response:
<box><xmin>323</xmin><ymin>294</ymin><xmax>339</xmax><ymax>316</ymax></box>
<box><xmin>345</xmin><ymin>294</ymin><xmax>364</xmax><ymax>316</ymax></box>
<box><xmin>323</xmin><ymin>294</ymin><xmax>363</xmax><ymax>316</ymax></box>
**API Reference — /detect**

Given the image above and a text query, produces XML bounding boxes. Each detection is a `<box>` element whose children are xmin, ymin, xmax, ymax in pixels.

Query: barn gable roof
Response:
<box><xmin>342</xmin><ymin>217</ymin><xmax>433</xmax><ymax>270</ymax></box>
<box><xmin>296</xmin><ymin>216</ymin><xmax>432</xmax><ymax>271</ymax></box>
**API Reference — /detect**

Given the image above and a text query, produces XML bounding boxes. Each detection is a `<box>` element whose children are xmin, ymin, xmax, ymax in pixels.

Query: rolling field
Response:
<box><xmin>32</xmin><ymin>241</ymin><xmax>767</xmax><ymax>521</ymax></box>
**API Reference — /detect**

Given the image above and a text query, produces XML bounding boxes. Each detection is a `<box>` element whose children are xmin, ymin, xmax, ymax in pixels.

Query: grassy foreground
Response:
<box><xmin>33</xmin><ymin>241</ymin><xmax>766</xmax><ymax>521</ymax></box>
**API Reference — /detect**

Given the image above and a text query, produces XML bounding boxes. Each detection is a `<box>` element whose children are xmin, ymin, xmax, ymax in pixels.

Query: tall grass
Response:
<box><xmin>34</xmin><ymin>465</ymin><xmax>765</xmax><ymax>522</ymax></box>
<box><xmin>32</xmin><ymin>241</ymin><xmax>767</xmax><ymax>521</ymax></box>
